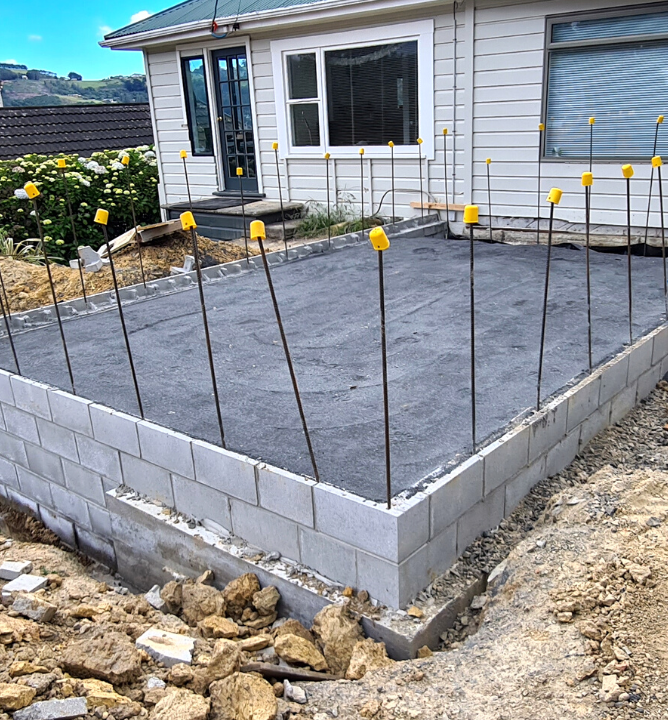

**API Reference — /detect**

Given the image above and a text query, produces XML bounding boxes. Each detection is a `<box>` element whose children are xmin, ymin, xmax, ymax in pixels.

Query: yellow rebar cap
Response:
<box><xmin>443</xmin><ymin>128</ymin><xmax>448</xmax><ymax>135</ymax></box>
<box><xmin>581</xmin><ymin>172</ymin><xmax>593</xmax><ymax>187</ymax></box>
<box><xmin>417</xmin><ymin>137</ymin><xmax>423</xmax><ymax>145</ymax></box>
<box><xmin>622</xmin><ymin>164</ymin><xmax>634</xmax><ymax>179</ymax></box>
<box><xmin>486</xmin><ymin>158</ymin><xmax>491</xmax><ymax>165</ymax></box>
<box><xmin>250</xmin><ymin>220</ymin><xmax>265</xmax><ymax>240</ymax></box>
<box><xmin>359</xmin><ymin>148</ymin><xmax>364</xmax><ymax>156</ymax></box>
<box><xmin>463</xmin><ymin>205</ymin><xmax>479</xmax><ymax>224</ymax></box>
<box><xmin>388</xmin><ymin>141</ymin><xmax>394</xmax><ymax>148</ymax></box>
<box><xmin>653</xmin><ymin>156</ymin><xmax>663</xmax><ymax>168</ymax></box>
<box><xmin>658</xmin><ymin>115</ymin><xmax>665</xmax><ymax>125</ymax></box>
<box><xmin>589</xmin><ymin>117</ymin><xmax>595</xmax><ymax>125</ymax></box>
<box><xmin>369</xmin><ymin>226</ymin><xmax>389</xmax><ymax>251</ymax></box>
<box><xmin>236</xmin><ymin>167</ymin><xmax>243</xmax><ymax>177</ymax></box>
<box><xmin>57</xmin><ymin>158</ymin><xmax>66</xmax><ymax>169</ymax></box>
<box><xmin>121</xmin><ymin>155</ymin><xmax>130</xmax><ymax>166</ymax></box>
<box><xmin>539</xmin><ymin>123</ymin><xmax>545</xmax><ymax>131</ymax></box>
<box><xmin>546</xmin><ymin>188</ymin><xmax>563</xmax><ymax>205</ymax></box>
<box><xmin>324</xmin><ymin>152</ymin><xmax>330</xmax><ymax>160</ymax></box>
<box><xmin>180</xmin><ymin>211</ymin><xmax>197</xmax><ymax>230</ymax></box>
<box><xmin>180</xmin><ymin>150</ymin><xmax>188</xmax><ymax>159</ymax></box>
<box><xmin>272</xmin><ymin>142</ymin><xmax>278</xmax><ymax>151</ymax></box>
<box><xmin>23</xmin><ymin>182</ymin><xmax>40</xmax><ymax>200</ymax></box>
<box><xmin>94</xmin><ymin>208</ymin><xmax>109</xmax><ymax>225</ymax></box>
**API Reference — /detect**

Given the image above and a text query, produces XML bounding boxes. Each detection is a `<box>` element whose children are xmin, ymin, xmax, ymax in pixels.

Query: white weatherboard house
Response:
<box><xmin>102</xmin><ymin>0</ymin><xmax>668</xmax><ymax>238</ymax></box>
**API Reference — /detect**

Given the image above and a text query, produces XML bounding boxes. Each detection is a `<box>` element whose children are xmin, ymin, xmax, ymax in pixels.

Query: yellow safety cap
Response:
<box><xmin>463</xmin><ymin>205</ymin><xmax>479</xmax><ymax>224</ymax></box>
<box><xmin>589</xmin><ymin>117</ymin><xmax>595</xmax><ymax>125</ymax></box>
<box><xmin>539</xmin><ymin>123</ymin><xmax>545</xmax><ymax>131</ymax></box>
<box><xmin>369</xmin><ymin>226</ymin><xmax>389</xmax><ymax>252</ymax></box>
<box><xmin>236</xmin><ymin>167</ymin><xmax>243</xmax><ymax>177</ymax></box>
<box><xmin>180</xmin><ymin>211</ymin><xmax>197</xmax><ymax>231</ymax></box>
<box><xmin>388</xmin><ymin>141</ymin><xmax>394</xmax><ymax>148</ymax></box>
<box><xmin>272</xmin><ymin>142</ymin><xmax>278</xmax><ymax>151</ymax></box>
<box><xmin>94</xmin><ymin>208</ymin><xmax>109</xmax><ymax>225</ymax></box>
<box><xmin>23</xmin><ymin>182</ymin><xmax>40</xmax><ymax>200</ymax></box>
<box><xmin>324</xmin><ymin>152</ymin><xmax>330</xmax><ymax>160</ymax></box>
<box><xmin>622</xmin><ymin>164</ymin><xmax>634</xmax><ymax>179</ymax></box>
<box><xmin>250</xmin><ymin>219</ymin><xmax>265</xmax><ymax>241</ymax></box>
<box><xmin>417</xmin><ymin>137</ymin><xmax>423</xmax><ymax>145</ymax></box>
<box><xmin>443</xmin><ymin>128</ymin><xmax>448</xmax><ymax>135</ymax></box>
<box><xmin>652</xmin><ymin>155</ymin><xmax>663</xmax><ymax>168</ymax></box>
<box><xmin>180</xmin><ymin>149</ymin><xmax>188</xmax><ymax>159</ymax></box>
<box><xmin>359</xmin><ymin>148</ymin><xmax>364</xmax><ymax>156</ymax></box>
<box><xmin>121</xmin><ymin>155</ymin><xmax>130</xmax><ymax>166</ymax></box>
<box><xmin>581</xmin><ymin>172</ymin><xmax>593</xmax><ymax>187</ymax></box>
<box><xmin>486</xmin><ymin>158</ymin><xmax>491</xmax><ymax>165</ymax></box>
<box><xmin>546</xmin><ymin>188</ymin><xmax>563</xmax><ymax>205</ymax></box>
<box><xmin>57</xmin><ymin>158</ymin><xmax>66</xmax><ymax>169</ymax></box>
<box><xmin>659</xmin><ymin>115</ymin><xmax>665</xmax><ymax>125</ymax></box>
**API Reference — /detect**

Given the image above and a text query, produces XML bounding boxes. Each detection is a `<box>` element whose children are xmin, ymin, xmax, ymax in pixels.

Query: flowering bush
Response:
<box><xmin>0</xmin><ymin>146</ymin><xmax>160</xmax><ymax>262</ymax></box>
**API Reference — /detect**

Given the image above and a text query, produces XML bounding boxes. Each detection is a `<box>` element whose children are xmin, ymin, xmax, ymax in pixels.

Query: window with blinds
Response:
<box><xmin>545</xmin><ymin>7</ymin><xmax>668</xmax><ymax>160</ymax></box>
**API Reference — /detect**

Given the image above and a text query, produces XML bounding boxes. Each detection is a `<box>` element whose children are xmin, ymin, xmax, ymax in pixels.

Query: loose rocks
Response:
<box><xmin>62</xmin><ymin>630</ymin><xmax>142</xmax><ymax>684</ymax></box>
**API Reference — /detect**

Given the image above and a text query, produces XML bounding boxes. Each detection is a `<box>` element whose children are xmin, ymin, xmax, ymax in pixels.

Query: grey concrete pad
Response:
<box><xmin>1</xmin><ymin>238</ymin><xmax>666</xmax><ymax>502</ymax></box>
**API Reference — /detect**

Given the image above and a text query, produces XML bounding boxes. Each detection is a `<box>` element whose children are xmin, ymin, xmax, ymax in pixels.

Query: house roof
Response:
<box><xmin>0</xmin><ymin>104</ymin><xmax>154</xmax><ymax>161</ymax></box>
<box><xmin>105</xmin><ymin>0</ymin><xmax>323</xmax><ymax>39</ymax></box>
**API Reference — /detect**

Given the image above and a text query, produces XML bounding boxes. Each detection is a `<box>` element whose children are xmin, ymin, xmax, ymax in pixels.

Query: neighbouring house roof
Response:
<box><xmin>0</xmin><ymin>104</ymin><xmax>154</xmax><ymax>161</ymax></box>
<box><xmin>104</xmin><ymin>0</ymin><xmax>326</xmax><ymax>39</ymax></box>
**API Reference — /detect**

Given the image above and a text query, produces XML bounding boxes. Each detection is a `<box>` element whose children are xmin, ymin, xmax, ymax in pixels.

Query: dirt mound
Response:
<box><xmin>0</xmin><ymin>231</ymin><xmax>255</xmax><ymax>314</ymax></box>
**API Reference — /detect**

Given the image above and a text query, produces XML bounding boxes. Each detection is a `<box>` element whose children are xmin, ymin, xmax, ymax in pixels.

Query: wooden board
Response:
<box><xmin>410</xmin><ymin>202</ymin><xmax>467</xmax><ymax>211</ymax></box>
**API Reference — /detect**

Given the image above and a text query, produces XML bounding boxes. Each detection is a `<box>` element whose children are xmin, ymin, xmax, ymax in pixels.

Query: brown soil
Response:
<box><xmin>0</xmin><ymin>231</ymin><xmax>256</xmax><ymax>314</ymax></box>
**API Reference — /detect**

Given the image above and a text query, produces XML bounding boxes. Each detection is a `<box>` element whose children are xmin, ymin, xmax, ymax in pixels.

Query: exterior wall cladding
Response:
<box><xmin>0</xmin><ymin>323</ymin><xmax>666</xmax><ymax>608</ymax></box>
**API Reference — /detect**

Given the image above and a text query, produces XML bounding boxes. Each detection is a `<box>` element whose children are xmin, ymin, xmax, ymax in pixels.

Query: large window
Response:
<box><xmin>271</xmin><ymin>22</ymin><xmax>432</xmax><ymax>157</ymax></box>
<box><xmin>545</xmin><ymin>6</ymin><xmax>668</xmax><ymax>160</ymax></box>
<box><xmin>182</xmin><ymin>56</ymin><xmax>213</xmax><ymax>155</ymax></box>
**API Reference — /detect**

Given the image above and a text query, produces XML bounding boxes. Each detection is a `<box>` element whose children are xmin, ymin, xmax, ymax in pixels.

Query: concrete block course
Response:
<box><xmin>120</xmin><ymin>453</ymin><xmax>174</xmax><ymax>507</ymax></box>
<box><xmin>299</xmin><ymin>526</ymin><xmax>357</xmax><ymax>588</ymax></box>
<box><xmin>39</xmin><ymin>507</ymin><xmax>76</xmax><ymax>547</ymax></box>
<box><xmin>528</xmin><ymin>400</ymin><xmax>567</xmax><ymax>463</ymax></box>
<box><xmin>62</xmin><ymin>459</ymin><xmax>106</xmax><ymax>506</ymax></box>
<box><xmin>48</xmin><ymin>389</ymin><xmax>92</xmax><ymax>436</ymax></box>
<box><xmin>257</xmin><ymin>463</ymin><xmax>314</xmax><ymax>527</ymax></box>
<box><xmin>0</xmin><ymin>370</ymin><xmax>13</xmax><ymax>405</ymax></box>
<box><xmin>10</xmin><ymin>376</ymin><xmax>50</xmax><ymax>419</ymax></box>
<box><xmin>36</xmin><ymin>418</ymin><xmax>79</xmax><ymax>462</ymax></box>
<box><xmin>230</xmin><ymin>499</ymin><xmax>300</xmax><ymax>561</ymax></box>
<box><xmin>627</xmin><ymin>336</ymin><xmax>654</xmax><ymax>385</ymax></box>
<box><xmin>579</xmin><ymin>402</ymin><xmax>611</xmax><ymax>451</ymax></box>
<box><xmin>75</xmin><ymin>434</ymin><xmax>122</xmax><ymax>483</ymax></box>
<box><xmin>191</xmin><ymin>439</ymin><xmax>257</xmax><ymax>504</ymax></box>
<box><xmin>566</xmin><ymin>376</ymin><xmax>601</xmax><ymax>431</ymax></box>
<box><xmin>88</xmin><ymin>503</ymin><xmax>113</xmax><ymax>537</ymax></box>
<box><xmin>75</xmin><ymin>527</ymin><xmax>116</xmax><ymax>569</ymax></box>
<box><xmin>172</xmin><ymin>474</ymin><xmax>231</xmax><ymax>530</ymax></box>
<box><xmin>546</xmin><ymin>428</ymin><xmax>581</xmax><ymax>478</ymax></box>
<box><xmin>25</xmin><ymin>444</ymin><xmax>64</xmax><ymax>486</ymax></box>
<box><xmin>600</xmin><ymin>354</ymin><xmax>630</xmax><ymax>404</ymax></box>
<box><xmin>7</xmin><ymin>488</ymin><xmax>39</xmax><ymax>517</ymax></box>
<box><xmin>482</xmin><ymin>425</ymin><xmax>529</xmax><ymax>494</ymax></box>
<box><xmin>426</xmin><ymin>455</ymin><xmax>483</xmax><ymax>538</ymax></box>
<box><xmin>50</xmin><ymin>484</ymin><xmax>91</xmax><ymax>529</ymax></box>
<box><xmin>0</xmin><ymin>430</ymin><xmax>28</xmax><ymax>467</ymax></box>
<box><xmin>652</xmin><ymin>325</ymin><xmax>668</xmax><ymax>365</ymax></box>
<box><xmin>138</xmin><ymin>421</ymin><xmax>194</xmax><ymax>480</ymax></box>
<box><xmin>0</xmin><ymin>456</ymin><xmax>18</xmax><ymax>489</ymax></box>
<box><xmin>3</xmin><ymin>405</ymin><xmax>40</xmax><ymax>445</ymax></box>
<box><xmin>90</xmin><ymin>405</ymin><xmax>140</xmax><ymax>456</ymax></box>
<box><xmin>456</xmin><ymin>486</ymin><xmax>505</xmax><ymax>556</ymax></box>
<box><xmin>610</xmin><ymin>383</ymin><xmax>638</xmax><ymax>426</ymax></box>
<box><xmin>637</xmin><ymin>363</ymin><xmax>662</xmax><ymax>402</ymax></box>
<box><xmin>17</xmin><ymin>468</ymin><xmax>53</xmax><ymax>507</ymax></box>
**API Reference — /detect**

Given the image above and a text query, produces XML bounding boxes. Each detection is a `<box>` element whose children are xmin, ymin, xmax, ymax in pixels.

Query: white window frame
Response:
<box><xmin>271</xmin><ymin>20</ymin><xmax>434</xmax><ymax>160</ymax></box>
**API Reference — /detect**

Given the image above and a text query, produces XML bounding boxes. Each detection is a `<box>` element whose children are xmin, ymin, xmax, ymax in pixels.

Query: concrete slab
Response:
<box><xmin>1</xmin><ymin>238</ymin><xmax>666</xmax><ymax>502</ymax></box>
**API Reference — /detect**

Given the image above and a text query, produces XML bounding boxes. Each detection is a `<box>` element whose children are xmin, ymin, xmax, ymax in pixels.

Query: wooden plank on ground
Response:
<box><xmin>410</xmin><ymin>202</ymin><xmax>467</xmax><ymax>211</ymax></box>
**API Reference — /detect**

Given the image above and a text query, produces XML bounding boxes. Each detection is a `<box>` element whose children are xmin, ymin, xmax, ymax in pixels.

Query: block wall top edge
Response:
<box><xmin>192</xmin><ymin>437</ymin><xmax>259</xmax><ymax>467</ymax></box>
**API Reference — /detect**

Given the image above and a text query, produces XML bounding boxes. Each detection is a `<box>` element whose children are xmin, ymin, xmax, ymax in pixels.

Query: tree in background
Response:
<box><xmin>68</xmin><ymin>72</ymin><xmax>83</xmax><ymax>81</ymax></box>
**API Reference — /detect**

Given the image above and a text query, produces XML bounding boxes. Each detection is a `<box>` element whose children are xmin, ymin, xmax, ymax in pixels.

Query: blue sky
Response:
<box><xmin>1</xmin><ymin>1</ymin><xmax>173</xmax><ymax>79</ymax></box>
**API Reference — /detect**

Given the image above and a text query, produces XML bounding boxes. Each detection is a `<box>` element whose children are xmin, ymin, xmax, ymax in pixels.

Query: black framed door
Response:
<box><xmin>212</xmin><ymin>47</ymin><xmax>258</xmax><ymax>193</ymax></box>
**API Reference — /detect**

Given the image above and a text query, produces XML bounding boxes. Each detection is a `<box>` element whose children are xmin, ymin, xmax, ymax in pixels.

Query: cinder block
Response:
<box><xmin>661</xmin><ymin>354</ymin><xmax>668</xmax><ymax>379</ymax></box>
<box><xmin>25</xmin><ymin>444</ymin><xmax>64</xmax><ymax>485</ymax></box>
<box><xmin>0</xmin><ymin>405</ymin><xmax>5</xmax><ymax>431</ymax></box>
<box><xmin>138</xmin><ymin>421</ymin><xmax>194</xmax><ymax>479</ymax></box>
<box><xmin>652</xmin><ymin>325</ymin><xmax>668</xmax><ymax>365</ymax></box>
<box><xmin>50</xmin><ymin>484</ymin><xmax>91</xmax><ymax>528</ymax></box>
<box><xmin>39</xmin><ymin>506</ymin><xmax>76</xmax><ymax>547</ymax></box>
<box><xmin>48</xmin><ymin>389</ymin><xmax>92</xmax><ymax>436</ymax></box>
<box><xmin>481</xmin><ymin>425</ymin><xmax>529</xmax><ymax>495</ymax></box>
<box><xmin>299</xmin><ymin>526</ymin><xmax>357</xmax><ymax>587</ymax></box>
<box><xmin>426</xmin><ymin>522</ymin><xmax>457</xmax><ymax>581</ymax></box>
<box><xmin>546</xmin><ymin>428</ymin><xmax>581</xmax><ymax>478</ymax></box>
<box><xmin>528</xmin><ymin>400</ymin><xmax>567</xmax><ymax>463</ymax></box>
<box><xmin>579</xmin><ymin>401</ymin><xmax>611</xmax><ymax>451</ymax></box>
<box><xmin>627</xmin><ymin>336</ymin><xmax>654</xmax><ymax>384</ymax></box>
<box><xmin>120</xmin><ymin>453</ymin><xmax>174</xmax><ymax>506</ymax></box>
<box><xmin>76</xmin><ymin>527</ymin><xmax>116</xmax><ymax>570</ymax></box>
<box><xmin>230</xmin><ymin>499</ymin><xmax>300</xmax><ymax>561</ymax></box>
<box><xmin>257</xmin><ymin>463</ymin><xmax>314</xmax><ymax>527</ymax></box>
<box><xmin>505</xmin><ymin>457</ymin><xmax>547</xmax><ymax>514</ymax></box>
<box><xmin>425</xmin><ymin>455</ymin><xmax>483</xmax><ymax>538</ymax></box>
<box><xmin>88</xmin><ymin>504</ymin><xmax>112</xmax><ymax>537</ymax></box>
<box><xmin>600</xmin><ymin>354</ymin><xmax>630</xmax><ymax>404</ymax></box>
<box><xmin>171</xmin><ymin>474</ymin><xmax>231</xmax><ymax>530</ymax></box>
<box><xmin>76</xmin><ymin>435</ymin><xmax>122</xmax><ymax>483</ymax></box>
<box><xmin>62</xmin><ymin>459</ymin><xmax>105</xmax><ymax>506</ymax></box>
<box><xmin>0</xmin><ymin>430</ymin><xmax>28</xmax><ymax>467</ymax></box>
<box><xmin>0</xmin><ymin>370</ymin><xmax>14</xmax><ymax>405</ymax></box>
<box><xmin>637</xmin><ymin>363</ymin><xmax>662</xmax><ymax>401</ymax></box>
<box><xmin>313</xmin><ymin>484</ymin><xmax>429</xmax><ymax>563</ymax></box>
<box><xmin>3</xmin><ymin>405</ymin><xmax>39</xmax><ymax>444</ymax></box>
<box><xmin>90</xmin><ymin>405</ymin><xmax>140</xmax><ymax>456</ymax></box>
<box><xmin>566</xmin><ymin>375</ymin><xmax>601</xmax><ymax>431</ymax></box>
<box><xmin>17</xmin><ymin>467</ymin><xmax>53</xmax><ymax>507</ymax></box>
<box><xmin>6</xmin><ymin>488</ymin><xmax>38</xmax><ymax>517</ymax></box>
<box><xmin>456</xmin><ymin>485</ymin><xmax>505</xmax><ymax>555</ymax></box>
<box><xmin>0</xmin><ymin>456</ymin><xmax>19</xmax><ymax>489</ymax></box>
<box><xmin>192</xmin><ymin>439</ymin><xmax>257</xmax><ymax>504</ymax></box>
<box><xmin>610</xmin><ymin>383</ymin><xmax>637</xmax><ymax>425</ymax></box>
<box><xmin>10</xmin><ymin>376</ymin><xmax>50</xmax><ymax>419</ymax></box>
<box><xmin>35</xmin><ymin>418</ymin><xmax>78</xmax><ymax>462</ymax></box>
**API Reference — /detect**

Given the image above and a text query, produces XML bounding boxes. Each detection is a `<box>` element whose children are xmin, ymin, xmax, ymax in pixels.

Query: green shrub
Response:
<box><xmin>298</xmin><ymin>198</ymin><xmax>383</xmax><ymax>238</ymax></box>
<box><xmin>0</xmin><ymin>146</ymin><xmax>160</xmax><ymax>262</ymax></box>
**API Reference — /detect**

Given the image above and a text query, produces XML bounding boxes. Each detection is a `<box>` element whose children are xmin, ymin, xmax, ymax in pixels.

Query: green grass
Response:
<box><xmin>298</xmin><ymin>202</ymin><xmax>383</xmax><ymax>238</ymax></box>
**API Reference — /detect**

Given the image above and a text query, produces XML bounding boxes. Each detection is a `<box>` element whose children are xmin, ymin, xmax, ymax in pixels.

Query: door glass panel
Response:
<box><xmin>230</xmin><ymin>57</ymin><xmax>238</xmax><ymax>80</ymax></box>
<box><xmin>240</xmin><ymin>80</ymin><xmax>250</xmax><ymax>105</ymax></box>
<box><xmin>247</xmin><ymin>156</ymin><xmax>256</xmax><ymax>178</ymax></box>
<box><xmin>238</xmin><ymin>57</ymin><xmax>248</xmax><ymax>79</ymax></box>
<box><xmin>218</xmin><ymin>58</ymin><xmax>228</xmax><ymax>81</ymax></box>
<box><xmin>243</xmin><ymin>106</ymin><xmax>253</xmax><ymax>131</ymax></box>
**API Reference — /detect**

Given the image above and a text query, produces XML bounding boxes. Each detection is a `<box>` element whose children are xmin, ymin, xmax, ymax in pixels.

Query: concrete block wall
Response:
<box><xmin>0</xmin><ymin>323</ymin><xmax>666</xmax><ymax>608</ymax></box>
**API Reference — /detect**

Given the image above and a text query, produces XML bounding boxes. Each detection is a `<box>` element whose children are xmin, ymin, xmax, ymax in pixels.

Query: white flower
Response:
<box><xmin>104</xmin><ymin>189</ymin><xmax>111</xmax><ymax>194</ymax></box>
<box><xmin>143</xmin><ymin>150</ymin><xmax>156</xmax><ymax>159</ymax></box>
<box><xmin>12</xmin><ymin>166</ymin><xmax>24</xmax><ymax>173</ymax></box>
<box><xmin>80</xmin><ymin>179</ymin><xmax>91</xmax><ymax>187</ymax></box>
<box><xmin>78</xmin><ymin>157</ymin><xmax>87</xmax><ymax>164</ymax></box>
<box><xmin>105</xmin><ymin>183</ymin><xmax>113</xmax><ymax>189</ymax></box>
<box><xmin>93</xmin><ymin>166</ymin><xmax>108</xmax><ymax>175</ymax></box>
<box><xmin>56</xmin><ymin>239</ymin><xmax>65</xmax><ymax>245</ymax></box>
<box><xmin>42</xmin><ymin>219</ymin><xmax>52</xmax><ymax>225</ymax></box>
<box><xmin>123</xmin><ymin>190</ymin><xmax>130</xmax><ymax>195</ymax></box>
<box><xmin>13</xmin><ymin>188</ymin><xmax>29</xmax><ymax>200</ymax></box>
<box><xmin>111</xmin><ymin>162</ymin><xmax>125</xmax><ymax>171</ymax></box>
<box><xmin>137</xmin><ymin>145</ymin><xmax>149</xmax><ymax>151</ymax></box>
<box><xmin>118</xmin><ymin>151</ymin><xmax>130</xmax><ymax>160</ymax></box>
<box><xmin>80</xmin><ymin>202</ymin><xmax>88</xmax><ymax>208</ymax></box>
<box><xmin>86</xmin><ymin>161</ymin><xmax>99</xmax><ymax>170</ymax></box>
<box><xmin>44</xmin><ymin>236</ymin><xmax>52</xmax><ymax>242</ymax></box>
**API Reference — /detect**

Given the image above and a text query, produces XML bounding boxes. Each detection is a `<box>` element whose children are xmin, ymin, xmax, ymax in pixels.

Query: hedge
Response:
<box><xmin>0</xmin><ymin>146</ymin><xmax>161</xmax><ymax>262</ymax></box>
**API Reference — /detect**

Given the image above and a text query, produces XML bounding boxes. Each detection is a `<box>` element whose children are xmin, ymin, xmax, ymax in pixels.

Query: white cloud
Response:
<box><xmin>98</xmin><ymin>25</ymin><xmax>113</xmax><ymax>37</ymax></box>
<box><xmin>1</xmin><ymin>59</ymin><xmax>18</xmax><ymax>65</ymax></box>
<box><xmin>131</xmin><ymin>10</ymin><xmax>152</xmax><ymax>23</ymax></box>
<box><xmin>28</xmin><ymin>35</ymin><xmax>42</xmax><ymax>42</ymax></box>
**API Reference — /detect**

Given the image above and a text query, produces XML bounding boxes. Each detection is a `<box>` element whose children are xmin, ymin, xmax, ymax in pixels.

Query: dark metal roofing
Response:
<box><xmin>0</xmin><ymin>104</ymin><xmax>154</xmax><ymax>161</ymax></box>
<box><xmin>105</xmin><ymin>0</ymin><xmax>323</xmax><ymax>39</ymax></box>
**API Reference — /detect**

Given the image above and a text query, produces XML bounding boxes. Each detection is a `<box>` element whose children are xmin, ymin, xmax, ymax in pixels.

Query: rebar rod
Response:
<box><xmin>378</xmin><ymin>247</ymin><xmax>391</xmax><ymax>508</ymax></box>
<box><xmin>537</xmin><ymin>202</ymin><xmax>556</xmax><ymax>410</ymax></box>
<box><xmin>469</xmin><ymin>222</ymin><xmax>477</xmax><ymax>449</ymax></box>
<box><xmin>274</xmin><ymin>145</ymin><xmax>289</xmax><ymax>257</ymax></box>
<box><xmin>60</xmin><ymin>168</ymin><xmax>88</xmax><ymax>304</ymax></box>
<box><xmin>124</xmin><ymin>164</ymin><xmax>147</xmax><ymax>289</ymax></box>
<box><xmin>0</xmin><ymin>286</ymin><xmax>19</xmax><ymax>375</ymax></box>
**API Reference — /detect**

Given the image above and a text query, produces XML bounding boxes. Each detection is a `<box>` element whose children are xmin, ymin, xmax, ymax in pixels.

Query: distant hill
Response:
<box><xmin>0</xmin><ymin>65</ymin><xmax>148</xmax><ymax>107</ymax></box>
